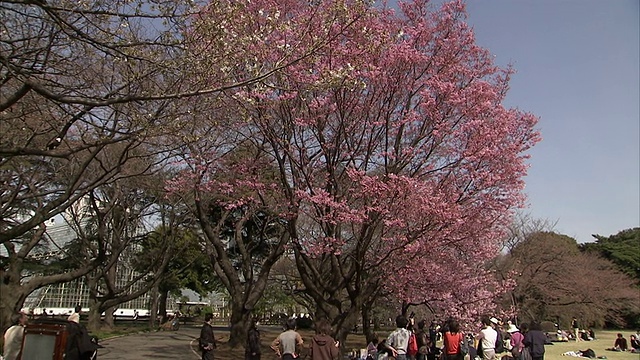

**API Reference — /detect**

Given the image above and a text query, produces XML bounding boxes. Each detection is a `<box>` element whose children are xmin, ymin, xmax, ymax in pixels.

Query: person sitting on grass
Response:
<box><xmin>605</xmin><ymin>333</ymin><xmax>628</xmax><ymax>352</ymax></box>
<box><xmin>629</xmin><ymin>334</ymin><xmax>640</xmax><ymax>353</ymax></box>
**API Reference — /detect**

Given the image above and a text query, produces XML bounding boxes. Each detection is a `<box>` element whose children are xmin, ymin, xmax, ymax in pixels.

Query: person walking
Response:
<box><xmin>309</xmin><ymin>318</ymin><xmax>340</xmax><ymax>360</ymax></box>
<box><xmin>199</xmin><ymin>313</ymin><xmax>217</xmax><ymax>360</ymax></box>
<box><xmin>270</xmin><ymin>318</ymin><xmax>304</xmax><ymax>360</ymax></box>
<box><xmin>386</xmin><ymin>315</ymin><xmax>411</xmax><ymax>360</ymax></box>
<box><xmin>523</xmin><ymin>321</ymin><xmax>546</xmax><ymax>360</ymax></box>
<box><xmin>245</xmin><ymin>318</ymin><xmax>261</xmax><ymax>360</ymax></box>
<box><xmin>571</xmin><ymin>318</ymin><xmax>581</xmax><ymax>342</ymax></box>
<box><xmin>3</xmin><ymin>312</ymin><xmax>28</xmax><ymax>360</ymax></box>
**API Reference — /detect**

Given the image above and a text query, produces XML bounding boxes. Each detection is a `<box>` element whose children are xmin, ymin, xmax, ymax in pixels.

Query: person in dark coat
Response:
<box><xmin>65</xmin><ymin>320</ymin><xmax>99</xmax><ymax>360</ymax></box>
<box><xmin>199</xmin><ymin>313</ymin><xmax>217</xmax><ymax>360</ymax></box>
<box><xmin>523</xmin><ymin>321</ymin><xmax>546</xmax><ymax>360</ymax></box>
<box><xmin>245</xmin><ymin>318</ymin><xmax>261</xmax><ymax>360</ymax></box>
<box><xmin>309</xmin><ymin>318</ymin><xmax>340</xmax><ymax>360</ymax></box>
<box><xmin>415</xmin><ymin>320</ymin><xmax>429</xmax><ymax>360</ymax></box>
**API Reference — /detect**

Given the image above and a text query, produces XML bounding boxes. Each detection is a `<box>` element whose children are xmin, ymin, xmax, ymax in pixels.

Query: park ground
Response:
<box><xmin>95</xmin><ymin>323</ymin><xmax>640</xmax><ymax>360</ymax></box>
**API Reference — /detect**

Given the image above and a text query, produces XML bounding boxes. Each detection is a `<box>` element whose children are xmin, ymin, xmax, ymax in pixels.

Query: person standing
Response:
<box><xmin>523</xmin><ymin>321</ymin><xmax>546</xmax><ymax>360</ymax></box>
<box><xmin>571</xmin><ymin>317</ymin><xmax>581</xmax><ymax>342</ymax></box>
<box><xmin>506</xmin><ymin>323</ymin><xmax>524</xmax><ymax>359</ymax></box>
<box><xmin>428</xmin><ymin>320</ymin><xmax>439</xmax><ymax>355</ymax></box>
<box><xmin>65</xmin><ymin>314</ymin><xmax>99</xmax><ymax>360</ymax></box>
<box><xmin>442</xmin><ymin>319</ymin><xmax>464</xmax><ymax>360</ymax></box>
<box><xmin>270</xmin><ymin>318</ymin><xmax>304</xmax><ymax>360</ymax></box>
<box><xmin>245</xmin><ymin>319</ymin><xmax>261</xmax><ymax>360</ymax></box>
<box><xmin>199</xmin><ymin>313</ymin><xmax>217</xmax><ymax>360</ymax></box>
<box><xmin>415</xmin><ymin>320</ymin><xmax>429</xmax><ymax>360</ymax></box>
<box><xmin>476</xmin><ymin>316</ymin><xmax>497</xmax><ymax>360</ymax></box>
<box><xmin>3</xmin><ymin>312</ymin><xmax>28</xmax><ymax>360</ymax></box>
<box><xmin>386</xmin><ymin>315</ymin><xmax>411</xmax><ymax>360</ymax></box>
<box><xmin>308</xmin><ymin>318</ymin><xmax>339</xmax><ymax>360</ymax></box>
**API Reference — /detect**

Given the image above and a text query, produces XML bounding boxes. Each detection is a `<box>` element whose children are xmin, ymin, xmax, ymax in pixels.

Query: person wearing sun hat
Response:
<box><xmin>507</xmin><ymin>323</ymin><xmax>524</xmax><ymax>358</ymax></box>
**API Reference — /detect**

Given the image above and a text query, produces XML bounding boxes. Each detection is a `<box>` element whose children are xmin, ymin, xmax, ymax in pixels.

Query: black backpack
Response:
<box><xmin>495</xmin><ymin>331</ymin><xmax>505</xmax><ymax>353</ymax></box>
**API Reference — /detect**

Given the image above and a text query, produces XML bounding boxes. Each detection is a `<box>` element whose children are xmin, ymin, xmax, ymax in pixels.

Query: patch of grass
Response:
<box><xmin>542</xmin><ymin>330</ymin><xmax>640</xmax><ymax>360</ymax></box>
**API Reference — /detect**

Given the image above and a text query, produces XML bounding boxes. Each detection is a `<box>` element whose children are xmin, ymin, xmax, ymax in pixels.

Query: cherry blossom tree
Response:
<box><xmin>166</xmin><ymin>0</ymin><xmax>381</xmax><ymax>346</ymax></box>
<box><xmin>1</xmin><ymin>0</ymin><xmax>323</xmax><ymax>332</ymax></box>
<box><xmin>204</xmin><ymin>0</ymin><xmax>541</xmax><ymax>344</ymax></box>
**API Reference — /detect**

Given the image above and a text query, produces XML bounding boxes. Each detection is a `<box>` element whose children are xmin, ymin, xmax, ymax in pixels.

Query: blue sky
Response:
<box><xmin>462</xmin><ymin>1</ymin><xmax>639</xmax><ymax>243</ymax></box>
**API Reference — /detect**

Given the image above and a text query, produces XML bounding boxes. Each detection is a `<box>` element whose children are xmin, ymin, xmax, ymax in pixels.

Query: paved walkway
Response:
<box><xmin>97</xmin><ymin>326</ymin><xmax>203</xmax><ymax>360</ymax></box>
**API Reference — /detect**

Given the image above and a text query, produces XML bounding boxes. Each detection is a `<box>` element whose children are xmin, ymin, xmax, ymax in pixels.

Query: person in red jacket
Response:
<box><xmin>443</xmin><ymin>319</ymin><xmax>464</xmax><ymax>360</ymax></box>
<box><xmin>309</xmin><ymin>318</ymin><xmax>340</xmax><ymax>360</ymax></box>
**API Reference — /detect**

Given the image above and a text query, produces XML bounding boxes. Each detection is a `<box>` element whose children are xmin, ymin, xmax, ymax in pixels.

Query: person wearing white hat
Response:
<box><xmin>476</xmin><ymin>316</ymin><xmax>498</xmax><ymax>360</ymax></box>
<box><xmin>507</xmin><ymin>324</ymin><xmax>524</xmax><ymax>358</ymax></box>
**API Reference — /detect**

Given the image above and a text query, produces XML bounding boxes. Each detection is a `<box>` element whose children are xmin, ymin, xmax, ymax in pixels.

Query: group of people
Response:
<box><xmin>269</xmin><ymin>318</ymin><xmax>340</xmax><ymax>360</ymax></box>
<box><xmin>604</xmin><ymin>332</ymin><xmax>640</xmax><ymax>353</ymax></box>
<box><xmin>364</xmin><ymin>315</ymin><xmax>546</xmax><ymax>360</ymax></box>
<box><xmin>198</xmin><ymin>315</ymin><xmax>340</xmax><ymax>360</ymax></box>
<box><xmin>567</xmin><ymin>318</ymin><xmax>596</xmax><ymax>342</ymax></box>
<box><xmin>193</xmin><ymin>313</ymin><xmax>640</xmax><ymax>360</ymax></box>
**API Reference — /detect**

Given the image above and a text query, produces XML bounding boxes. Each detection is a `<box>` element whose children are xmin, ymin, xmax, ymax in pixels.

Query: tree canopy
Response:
<box><xmin>501</xmin><ymin>231</ymin><xmax>638</xmax><ymax>328</ymax></box>
<box><xmin>167</xmin><ymin>0</ymin><xmax>540</xmax><ymax>344</ymax></box>
<box><xmin>582</xmin><ymin>227</ymin><xmax>640</xmax><ymax>282</ymax></box>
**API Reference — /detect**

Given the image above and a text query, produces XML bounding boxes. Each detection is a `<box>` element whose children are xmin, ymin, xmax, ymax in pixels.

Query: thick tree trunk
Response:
<box><xmin>87</xmin><ymin>304</ymin><xmax>103</xmax><ymax>331</ymax></box>
<box><xmin>362</xmin><ymin>308</ymin><xmax>372</xmax><ymax>342</ymax></box>
<box><xmin>0</xmin><ymin>281</ymin><xmax>29</xmax><ymax>334</ymax></box>
<box><xmin>334</xmin><ymin>311</ymin><xmax>360</xmax><ymax>358</ymax></box>
<box><xmin>148</xmin><ymin>284</ymin><xmax>159</xmax><ymax>328</ymax></box>
<box><xmin>87</xmin><ymin>276</ymin><xmax>101</xmax><ymax>332</ymax></box>
<box><xmin>228</xmin><ymin>302</ymin><xmax>252</xmax><ymax>348</ymax></box>
<box><xmin>105</xmin><ymin>306</ymin><xmax>115</xmax><ymax>328</ymax></box>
